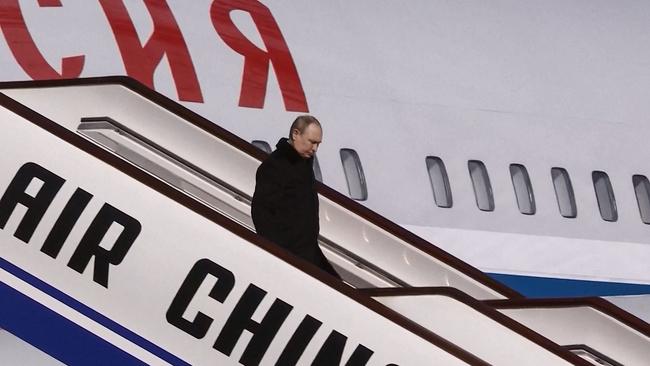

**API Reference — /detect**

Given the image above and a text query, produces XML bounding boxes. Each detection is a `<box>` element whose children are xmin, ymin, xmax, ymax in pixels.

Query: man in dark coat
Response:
<box><xmin>251</xmin><ymin>115</ymin><xmax>340</xmax><ymax>278</ymax></box>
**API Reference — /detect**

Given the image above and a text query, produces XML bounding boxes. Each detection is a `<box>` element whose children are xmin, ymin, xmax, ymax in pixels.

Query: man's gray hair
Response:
<box><xmin>289</xmin><ymin>115</ymin><xmax>321</xmax><ymax>140</ymax></box>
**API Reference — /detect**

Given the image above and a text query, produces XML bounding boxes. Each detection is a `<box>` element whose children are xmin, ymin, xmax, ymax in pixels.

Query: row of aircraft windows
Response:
<box><xmin>251</xmin><ymin>141</ymin><xmax>650</xmax><ymax>224</ymax></box>
<box><xmin>426</xmin><ymin>157</ymin><xmax>650</xmax><ymax>225</ymax></box>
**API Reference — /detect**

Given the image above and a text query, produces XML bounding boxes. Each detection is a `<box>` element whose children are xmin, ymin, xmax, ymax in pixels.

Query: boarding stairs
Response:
<box><xmin>0</xmin><ymin>77</ymin><xmax>648</xmax><ymax>365</ymax></box>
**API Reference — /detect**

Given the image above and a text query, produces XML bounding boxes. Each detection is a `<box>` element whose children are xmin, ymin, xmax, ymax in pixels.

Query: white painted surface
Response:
<box><xmin>372</xmin><ymin>294</ymin><xmax>574</xmax><ymax>366</ymax></box>
<box><xmin>0</xmin><ymin>103</ymin><xmax>475</xmax><ymax>365</ymax></box>
<box><xmin>0</xmin><ymin>329</ymin><xmax>64</xmax><ymax>366</ymax></box>
<box><xmin>499</xmin><ymin>306</ymin><xmax>650</xmax><ymax>366</ymax></box>
<box><xmin>604</xmin><ymin>295</ymin><xmax>650</xmax><ymax>324</ymax></box>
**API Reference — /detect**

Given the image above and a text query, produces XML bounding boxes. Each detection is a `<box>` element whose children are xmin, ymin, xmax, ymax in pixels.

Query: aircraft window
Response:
<box><xmin>468</xmin><ymin>160</ymin><xmax>494</xmax><ymax>211</ymax></box>
<box><xmin>251</xmin><ymin>140</ymin><xmax>271</xmax><ymax>154</ymax></box>
<box><xmin>632</xmin><ymin>175</ymin><xmax>650</xmax><ymax>224</ymax></box>
<box><xmin>425</xmin><ymin>156</ymin><xmax>452</xmax><ymax>208</ymax></box>
<box><xmin>313</xmin><ymin>155</ymin><xmax>323</xmax><ymax>182</ymax></box>
<box><xmin>510</xmin><ymin>164</ymin><xmax>536</xmax><ymax>215</ymax></box>
<box><xmin>551</xmin><ymin>167</ymin><xmax>577</xmax><ymax>218</ymax></box>
<box><xmin>592</xmin><ymin>171</ymin><xmax>617</xmax><ymax>222</ymax></box>
<box><xmin>340</xmin><ymin>148</ymin><xmax>367</xmax><ymax>200</ymax></box>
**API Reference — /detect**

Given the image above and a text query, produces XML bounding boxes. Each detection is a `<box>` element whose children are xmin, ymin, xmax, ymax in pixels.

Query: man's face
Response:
<box><xmin>291</xmin><ymin>123</ymin><xmax>322</xmax><ymax>159</ymax></box>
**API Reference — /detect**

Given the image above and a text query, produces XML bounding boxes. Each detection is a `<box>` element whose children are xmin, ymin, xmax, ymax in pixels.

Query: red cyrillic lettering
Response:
<box><xmin>211</xmin><ymin>0</ymin><xmax>308</xmax><ymax>112</ymax></box>
<box><xmin>99</xmin><ymin>0</ymin><xmax>203</xmax><ymax>102</ymax></box>
<box><xmin>0</xmin><ymin>0</ymin><xmax>85</xmax><ymax>79</ymax></box>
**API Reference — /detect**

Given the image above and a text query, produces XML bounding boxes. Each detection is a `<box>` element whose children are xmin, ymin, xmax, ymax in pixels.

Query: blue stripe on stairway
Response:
<box><xmin>0</xmin><ymin>281</ymin><xmax>147</xmax><ymax>366</ymax></box>
<box><xmin>0</xmin><ymin>256</ymin><xmax>189</xmax><ymax>366</ymax></box>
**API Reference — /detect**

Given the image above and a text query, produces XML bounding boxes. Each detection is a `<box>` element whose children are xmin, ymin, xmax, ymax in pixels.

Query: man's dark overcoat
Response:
<box><xmin>251</xmin><ymin>138</ymin><xmax>338</xmax><ymax>276</ymax></box>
